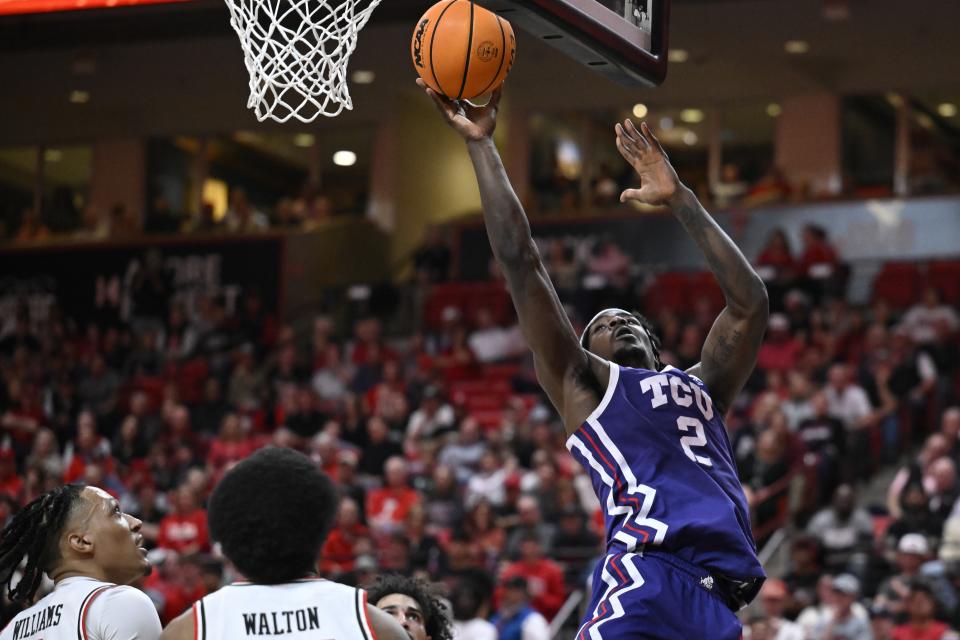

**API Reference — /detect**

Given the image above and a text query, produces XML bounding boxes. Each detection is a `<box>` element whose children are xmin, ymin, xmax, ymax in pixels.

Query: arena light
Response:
<box><xmin>69</xmin><ymin>90</ymin><xmax>89</xmax><ymax>104</ymax></box>
<box><xmin>937</xmin><ymin>103</ymin><xmax>958</xmax><ymax>118</ymax></box>
<box><xmin>293</xmin><ymin>133</ymin><xmax>315</xmax><ymax>148</ymax></box>
<box><xmin>784</xmin><ymin>40</ymin><xmax>809</xmax><ymax>54</ymax></box>
<box><xmin>680</xmin><ymin>108</ymin><xmax>704</xmax><ymax>124</ymax></box>
<box><xmin>351</xmin><ymin>70</ymin><xmax>376</xmax><ymax>84</ymax></box>
<box><xmin>682</xmin><ymin>131</ymin><xmax>698</xmax><ymax>146</ymax></box>
<box><xmin>333</xmin><ymin>150</ymin><xmax>357</xmax><ymax>166</ymax></box>
<box><xmin>668</xmin><ymin>49</ymin><xmax>689</xmax><ymax>63</ymax></box>
<box><xmin>659</xmin><ymin>117</ymin><xmax>674</xmax><ymax>130</ymax></box>
<box><xmin>766</xmin><ymin>103</ymin><xmax>782</xmax><ymax>117</ymax></box>
<box><xmin>632</xmin><ymin>103</ymin><xmax>648</xmax><ymax>118</ymax></box>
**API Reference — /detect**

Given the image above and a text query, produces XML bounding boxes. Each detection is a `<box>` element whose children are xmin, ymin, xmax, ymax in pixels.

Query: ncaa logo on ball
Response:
<box><xmin>476</xmin><ymin>41</ymin><xmax>499</xmax><ymax>62</ymax></box>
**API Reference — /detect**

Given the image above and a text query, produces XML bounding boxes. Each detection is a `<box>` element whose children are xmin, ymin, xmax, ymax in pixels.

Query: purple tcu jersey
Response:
<box><xmin>566</xmin><ymin>364</ymin><xmax>765</xmax><ymax>582</ymax></box>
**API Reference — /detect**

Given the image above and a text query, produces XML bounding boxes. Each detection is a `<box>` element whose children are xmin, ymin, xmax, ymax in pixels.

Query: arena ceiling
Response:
<box><xmin>0</xmin><ymin>0</ymin><xmax>957</xmax><ymax>143</ymax></box>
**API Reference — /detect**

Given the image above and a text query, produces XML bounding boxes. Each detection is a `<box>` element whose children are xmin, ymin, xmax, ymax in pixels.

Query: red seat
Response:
<box><xmin>928</xmin><ymin>260</ymin><xmax>960</xmax><ymax>305</ymax></box>
<box><xmin>871</xmin><ymin>262</ymin><xmax>923</xmax><ymax>309</ymax></box>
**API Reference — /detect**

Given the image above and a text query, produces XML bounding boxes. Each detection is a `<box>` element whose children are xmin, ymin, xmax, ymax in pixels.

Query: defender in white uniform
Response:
<box><xmin>0</xmin><ymin>485</ymin><xmax>160</xmax><ymax>640</ymax></box>
<box><xmin>162</xmin><ymin>447</ymin><xmax>407</xmax><ymax>640</ymax></box>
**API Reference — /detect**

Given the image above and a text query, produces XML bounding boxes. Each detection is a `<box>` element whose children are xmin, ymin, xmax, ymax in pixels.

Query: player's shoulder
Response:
<box><xmin>88</xmin><ymin>584</ymin><xmax>159</xmax><ymax>617</ymax></box>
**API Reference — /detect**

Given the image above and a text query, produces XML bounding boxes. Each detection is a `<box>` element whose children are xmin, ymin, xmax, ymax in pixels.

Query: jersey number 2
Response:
<box><xmin>677</xmin><ymin>417</ymin><xmax>713</xmax><ymax>467</ymax></box>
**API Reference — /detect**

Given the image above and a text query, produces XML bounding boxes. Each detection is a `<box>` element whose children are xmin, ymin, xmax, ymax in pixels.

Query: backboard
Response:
<box><xmin>474</xmin><ymin>0</ymin><xmax>669</xmax><ymax>87</ymax></box>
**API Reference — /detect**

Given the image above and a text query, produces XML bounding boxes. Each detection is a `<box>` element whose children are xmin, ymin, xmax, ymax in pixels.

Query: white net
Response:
<box><xmin>224</xmin><ymin>0</ymin><xmax>383</xmax><ymax>123</ymax></box>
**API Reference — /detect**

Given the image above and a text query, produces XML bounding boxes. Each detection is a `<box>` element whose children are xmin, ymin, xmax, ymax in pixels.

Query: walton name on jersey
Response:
<box><xmin>241</xmin><ymin>607</ymin><xmax>322</xmax><ymax>636</ymax></box>
<box><xmin>11</xmin><ymin>604</ymin><xmax>63</xmax><ymax>640</ymax></box>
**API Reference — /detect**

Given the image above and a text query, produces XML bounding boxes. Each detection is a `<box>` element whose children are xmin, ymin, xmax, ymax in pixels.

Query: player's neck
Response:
<box><xmin>49</xmin><ymin>562</ymin><xmax>111</xmax><ymax>585</ymax></box>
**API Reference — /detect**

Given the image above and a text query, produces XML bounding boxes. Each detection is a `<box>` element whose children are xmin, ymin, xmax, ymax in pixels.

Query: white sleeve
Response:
<box><xmin>916</xmin><ymin>351</ymin><xmax>937</xmax><ymax>381</ymax></box>
<box><xmin>87</xmin><ymin>586</ymin><xmax>162</xmax><ymax>640</ymax></box>
<box><xmin>522</xmin><ymin>612</ymin><xmax>551</xmax><ymax>640</ymax></box>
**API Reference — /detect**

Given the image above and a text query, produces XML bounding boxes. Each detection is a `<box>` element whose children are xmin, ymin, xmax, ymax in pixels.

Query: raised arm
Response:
<box><xmin>417</xmin><ymin>81</ymin><xmax>601</xmax><ymax>431</ymax></box>
<box><xmin>616</xmin><ymin>120</ymin><xmax>768</xmax><ymax>413</ymax></box>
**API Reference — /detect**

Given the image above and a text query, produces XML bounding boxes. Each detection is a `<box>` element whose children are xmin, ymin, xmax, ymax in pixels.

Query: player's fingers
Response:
<box><xmin>423</xmin><ymin>84</ymin><xmax>458</xmax><ymax>118</ymax></box>
<box><xmin>488</xmin><ymin>85</ymin><xmax>504</xmax><ymax>109</ymax></box>
<box><xmin>619</xmin><ymin>119</ymin><xmax>640</xmax><ymax>145</ymax></box>
<box><xmin>625</xmin><ymin>119</ymin><xmax>650</xmax><ymax>149</ymax></box>
<box><xmin>620</xmin><ymin>188</ymin><xmax>643</xmax><ymax>203</ymax></box>
<box><xmin>615</xmin><ymin>135</ymin><xmax>638</xmax><ymax>163</ymax></box>
<box><xmin>641</xmin><ymin>122</ymin><xmax>666</xmax><ymax>153</ymax></box>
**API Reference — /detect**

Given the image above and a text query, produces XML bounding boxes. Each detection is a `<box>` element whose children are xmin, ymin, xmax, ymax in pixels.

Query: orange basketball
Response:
<box><xmin>411</xmin><ymin>0</ymin><xmax>516</xmax><ymax>101</ymax></box>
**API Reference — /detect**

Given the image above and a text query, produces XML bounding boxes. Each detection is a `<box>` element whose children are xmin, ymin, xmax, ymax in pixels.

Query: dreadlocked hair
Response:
<box><xmin>0</xmin><ymin>484</ymin><xmax>84</xmax><ymax>603</ymax></box>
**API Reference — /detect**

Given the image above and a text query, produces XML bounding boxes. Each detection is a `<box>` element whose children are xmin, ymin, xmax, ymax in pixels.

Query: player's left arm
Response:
<box><xmin>616</xmin><ymin>119</ymin><xmax>768</xmax><ymax>414</ymax></box>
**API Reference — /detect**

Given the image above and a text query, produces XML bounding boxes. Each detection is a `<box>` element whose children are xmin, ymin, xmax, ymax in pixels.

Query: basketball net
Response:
<box><xmin>224</xmin><ymin>0</ymin><xmax>383</xmax><ymax>122</ymax></box>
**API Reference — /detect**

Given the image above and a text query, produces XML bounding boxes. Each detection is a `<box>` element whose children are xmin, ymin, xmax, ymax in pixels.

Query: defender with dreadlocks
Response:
<box><xmin>421</xmin><ymin>81</ymin><xmax>769</xmax><ymax>639</ymax></box>
<box><xmin>0</xmin><ymin>484</ymin><xmax>160</xmax><ymax>640</ymax></box>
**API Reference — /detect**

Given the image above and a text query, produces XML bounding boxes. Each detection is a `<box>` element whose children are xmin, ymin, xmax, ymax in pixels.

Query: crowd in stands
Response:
<box><xmin>0</xmin><ymin>220</ymin><xmax>959</xmax><ymax>639</ymax></box>
<box><xmin>3</xmin><ymin>184</ymin><xmax>344</xmax><ymax>244</ymax></box>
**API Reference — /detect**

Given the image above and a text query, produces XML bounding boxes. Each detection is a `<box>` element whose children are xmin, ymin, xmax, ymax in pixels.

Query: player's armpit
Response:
<box><xmin>159</xmin><ymin>607</ymin><xmax>195</xmax><ymax>640</ymax></box>
<box><xmin>366</xmin><ymin>604</ymin><xmax>411</xmax><ymax>640</ymax></box>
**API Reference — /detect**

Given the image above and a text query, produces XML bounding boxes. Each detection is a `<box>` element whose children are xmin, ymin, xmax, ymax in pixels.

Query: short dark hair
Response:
<box><xmin>0</xmin><ymin>484</ymin><xmax>84</xmax><ymax>602</ymax></box>
<box><xmin>208</xmin><ymin>447</ymin><xmax>339</xmax><ymax>584</ymax></box>
<box><xmin>365</xmin><ymin>574</ymin><xmax>453</xmax><ymax>640</ymax></box>
<box><xmin>581</xmin><ymin>310</ymin><xmax>663</xmax><ymax>369</ymax></box>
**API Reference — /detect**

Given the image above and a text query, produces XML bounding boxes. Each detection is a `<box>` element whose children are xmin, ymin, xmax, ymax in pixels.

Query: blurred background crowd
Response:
<box><xmin>0</xmin><ymin>218</ymin><xmax>958</xmax><ymax>640</ymax></box>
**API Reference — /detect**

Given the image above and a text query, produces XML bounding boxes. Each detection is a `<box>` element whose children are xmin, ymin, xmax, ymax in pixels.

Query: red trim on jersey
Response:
<box><xmin>80</xmin><ymin>585</ymin><xmax>113</xmax><ymax>640</ymax></box>
<box><xmin>361</xmin><ymin>590</ymin><xmax>377</xmax><ymax>640</ymax></box>
<box><xmin>192</xmin><ymin>602</ymin><xmax>200</xmax><ymax>640</ymax></box>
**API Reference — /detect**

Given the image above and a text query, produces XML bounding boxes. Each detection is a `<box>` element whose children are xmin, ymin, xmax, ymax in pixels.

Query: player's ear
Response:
<box><xmin>66</xmin><ymin>530</ymin><xmax>95</xmax><ymax>555</ymax></box>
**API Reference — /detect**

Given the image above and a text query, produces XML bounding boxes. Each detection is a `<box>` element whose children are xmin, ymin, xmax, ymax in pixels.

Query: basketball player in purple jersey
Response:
<box><xmin>419</xmin><ymin>79</ymin><xmax>769</xmax><ymax>639</ymax></box>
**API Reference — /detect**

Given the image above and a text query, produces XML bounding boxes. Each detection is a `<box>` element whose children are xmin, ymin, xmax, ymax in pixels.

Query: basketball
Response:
<box><xmin>411</xmin><ymin>0</ymin><xmax>516</xmax><ymax>101</ymax></box>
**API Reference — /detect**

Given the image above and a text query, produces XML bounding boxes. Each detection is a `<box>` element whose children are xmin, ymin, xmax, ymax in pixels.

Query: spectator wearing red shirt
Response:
<box><xmin>757</xmin><ymin>313</ymin><xmax>804</xmax><ymax>373</ymax></box>
<box><xmin>62</xmin><ymin>410</ymin><xmax>115</xmax><ymax>484</ymax></box>
<box><xmin>206</xmin><ymin>413</ymin><xmax>257</xmax><ymax>480</ymax></box>
<box><xmin>500</xmin><ymin>533</ymin><xmax>566</xmax><ymax>621</ymax></box>
<box><xmin>321</xmin><ymin>497</ymin><xmax>370</xmax><ymax>577</ymax></box>
<box><xmin>756</xmin><ymin>228</ymin><xmax>797</xmax><ymax>311</ymax></box>
<box><xmin>366</xmin><ymin>456</ymin><xmax>421</xmax><ymax>535</ymax></box>
<box><xmin>0</xmin><ymin>449</ymin><xmax>23</xmax><ymax>502</ymax></box>
<box><xmin>158</xmin><ymin>485</ymin><xmax>210</xmax><ymax>554</ymax></box>
<box><xmin>798</xmin><ymin>224</ymin><xmax>841</xmax><ymax>301</ymax></box>
<box><xmin>892</xmin><ymin>582</ymin><xmax>956</xmax><ymax>640</ymax></box>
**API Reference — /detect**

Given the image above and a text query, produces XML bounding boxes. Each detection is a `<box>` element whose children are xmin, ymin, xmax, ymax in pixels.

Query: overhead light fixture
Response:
<box><xmin>293</xmin><ymin>133</ymin><xmax>315</xmax><ymax>148</ymax></box>
<box><xmin>333</xmin><ymin>150</ymin><xmax>357</xmax><ymax>167</ymax></box>
<box><xmin>632</xmin><ymin>103</ymin><xmax>648</xmax><ymax>118</ymax></box>
<box><xmin>937</xmin><ymin>103</ymin><xmax>958</xmax><ymax>118</ymax></box>
<box><xmin>784</xmin><ymin>40</ymin><xmax>809</xmax><ymax>54</ymax></box>
<box><xmin>682</xmin><ymin>131</ymin><xmax>698</xmax><ymax>146</ymax></box>
<box><xmin>44</xmin><ymin>149</ymin><xmax>63</xmax><ymax>162</ymax></box>
<box><xmin>766</xmin><ymin>103</ymin><xmax>782</xmax><ymax>117</ymax></box>
<box><xmin>668</xmin><ymin>49</ymin><xmax>689</xmax><ymax>63</ymax></box>
<box><xmin>69</xmin><ymin>90</ymin><xmax>89</xmax><ymax>104</ymax></box>
<box><xmin>680</xmin><ymin>108</ymin><xmax>704</xmax><ymax>124</ymax></box>
<box><xmin>916</xmin><ymin>113</ymin><xmax>934</xmax><ymax>130</ymax></box>
<box><xmin>351</xmin><ymin>70</ymin><xmax>376</xmax><ymax>84</ymax></box>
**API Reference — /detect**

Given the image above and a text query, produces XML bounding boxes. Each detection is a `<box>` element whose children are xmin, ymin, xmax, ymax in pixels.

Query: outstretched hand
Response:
<box><xmin>416</xmin><ymin>78</ymin><xmax>501</xmax><ymax>142</ymax></box>
<box><xmin>615</xmin><ymin>119</ymin><xmax>684</xmax><ymax>206</ymax></box>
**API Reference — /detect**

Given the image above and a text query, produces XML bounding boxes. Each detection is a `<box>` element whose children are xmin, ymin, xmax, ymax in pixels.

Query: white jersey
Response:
<box><xmin>197</xmin><ymin>578</ymin><xmax>375</xmax><ymax>640</ymax></box>
<box><xmin>0</xmin><ymin>577</ymin><xmax>161</xmax><ymax>640</ymax></box>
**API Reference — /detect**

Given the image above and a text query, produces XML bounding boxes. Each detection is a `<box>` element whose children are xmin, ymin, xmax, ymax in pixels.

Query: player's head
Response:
<box><xmin>208</xmin><ymin>446</ymin><xmax>339</xmax><ymax>584</ymax></box>
<box><xmin>366</xmin><ymin>574</ymin><xmax>453</xmax><ymax>640</ymax></box>
<box><xmin>580</xmin><ymin>308</ymin><xmax>662</xmax><ymax>370</ymax></box>
<box><xmin>0</xmin><ymin>484</ymin><xmax>149</xmax><ymax>602</ymax></box>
